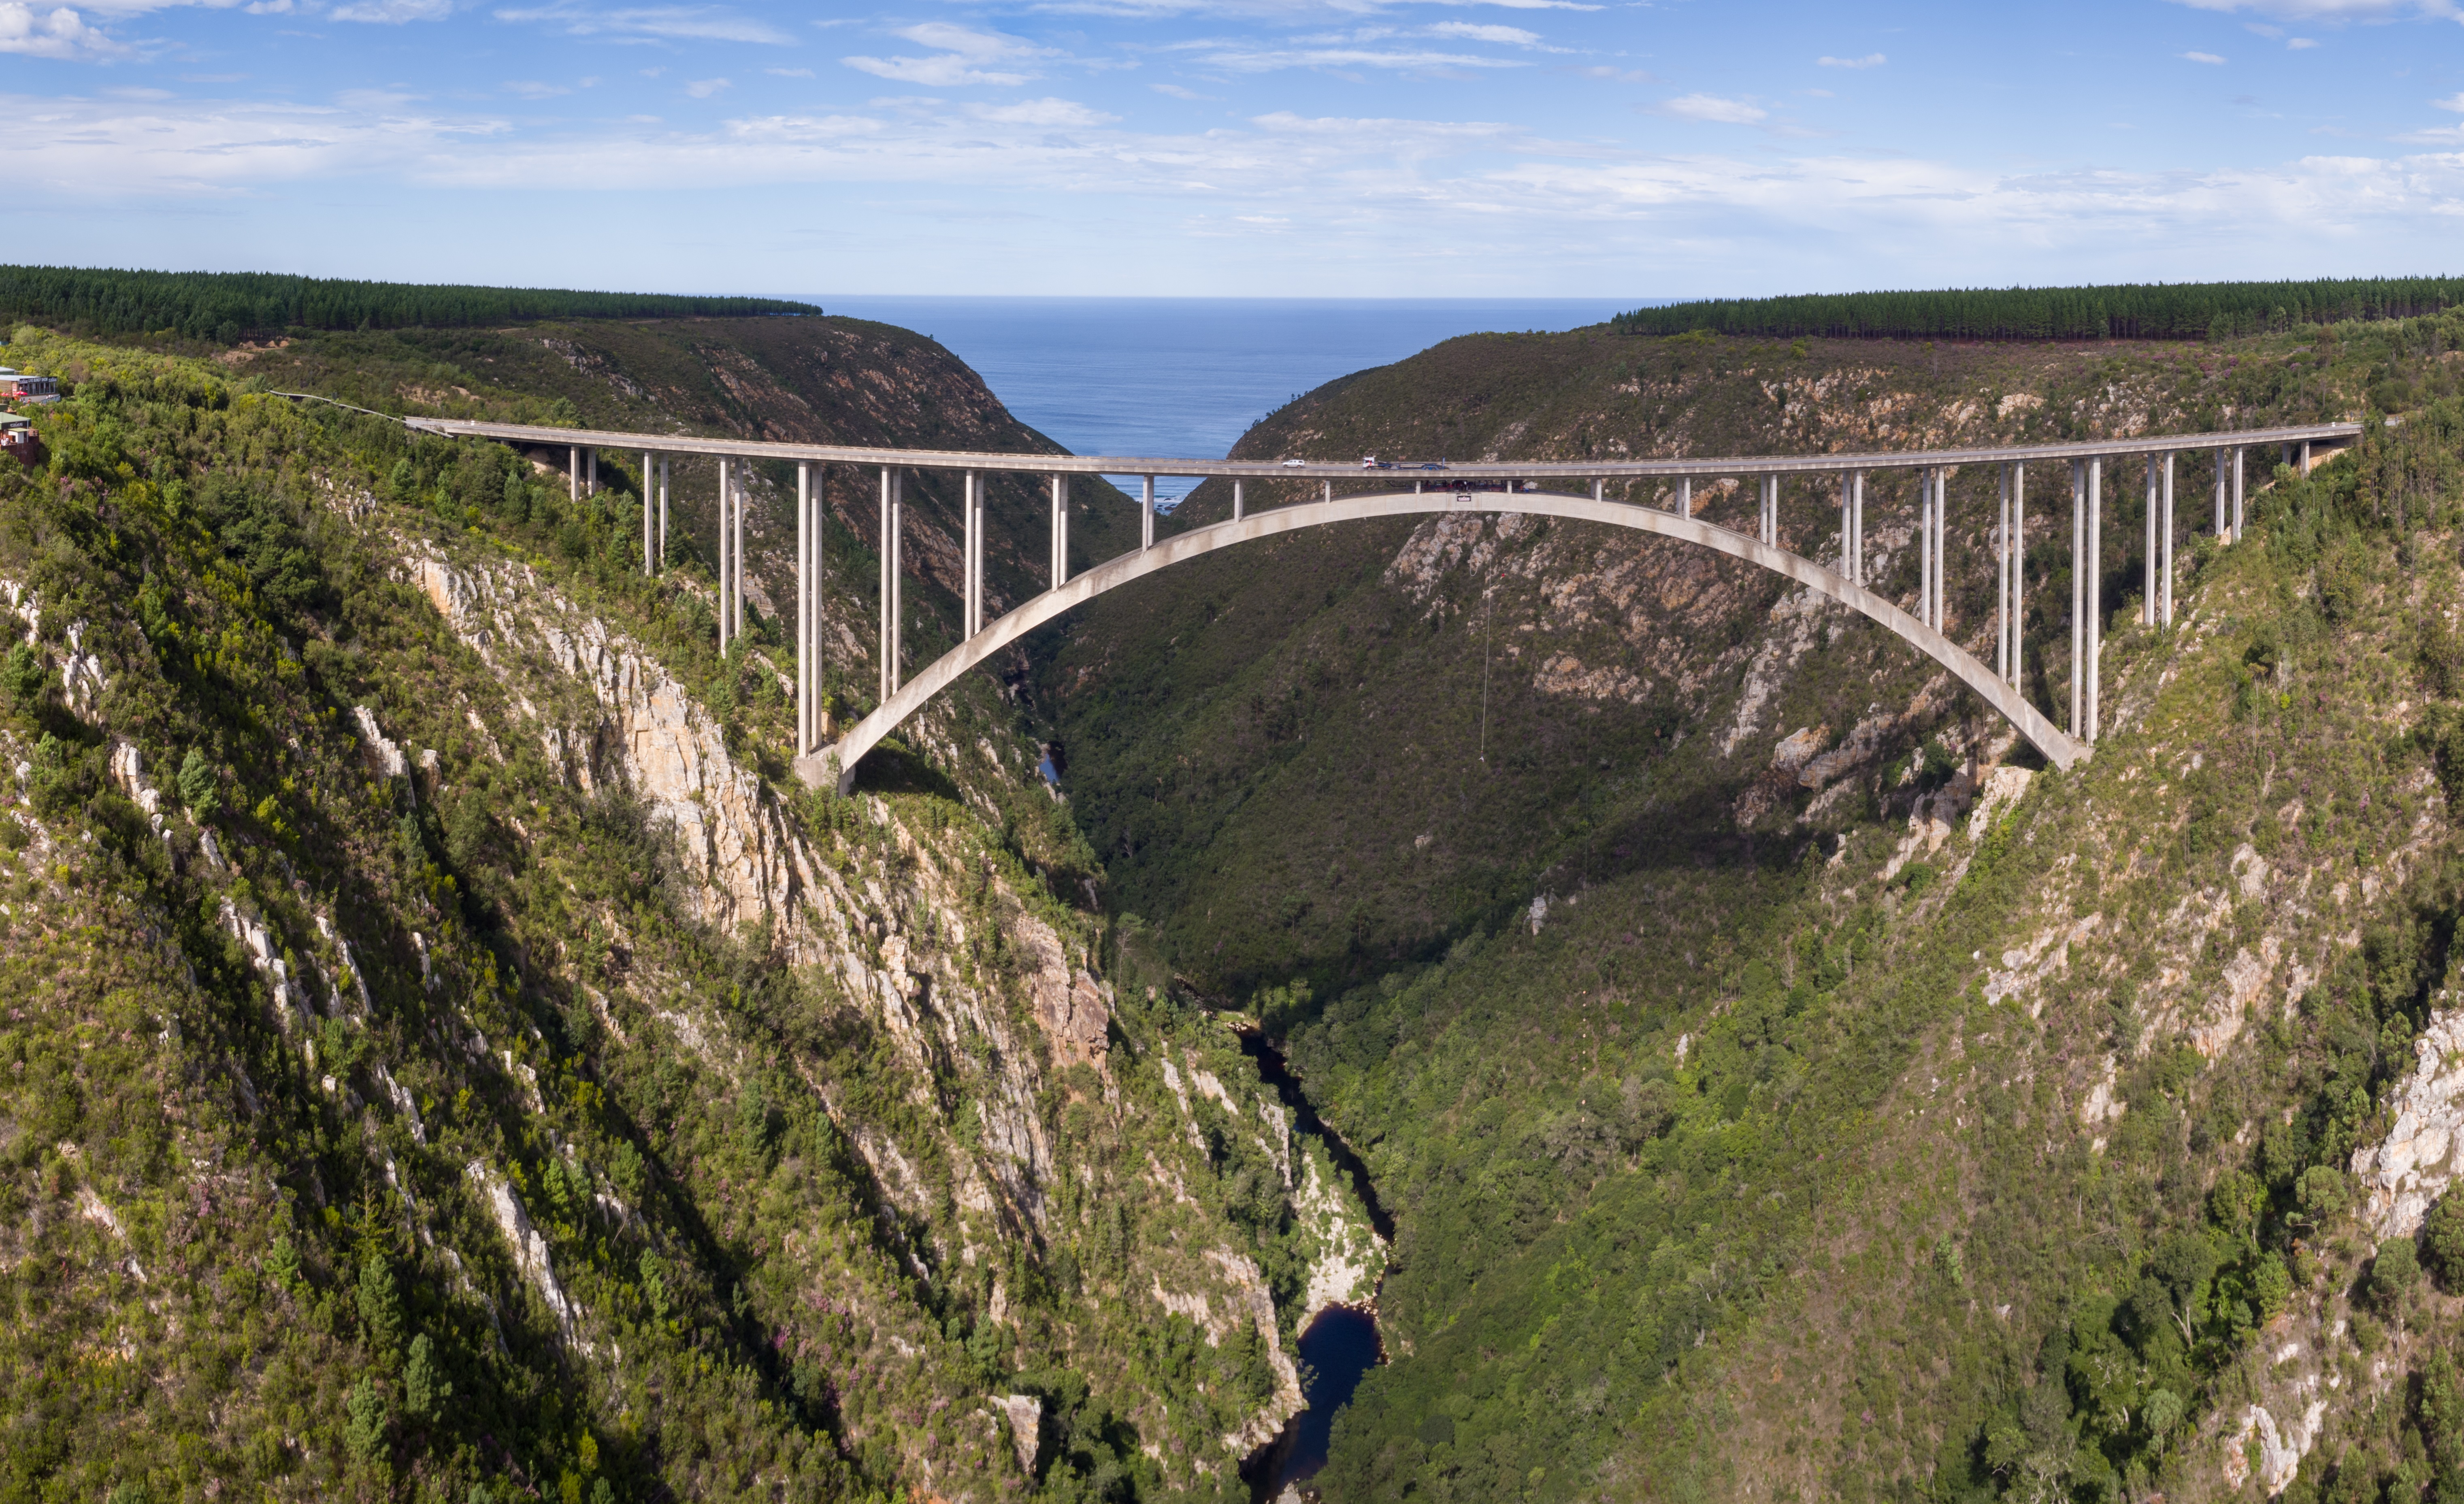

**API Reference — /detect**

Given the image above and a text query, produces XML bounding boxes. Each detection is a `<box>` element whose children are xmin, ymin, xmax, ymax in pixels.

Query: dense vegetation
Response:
<box><xmin>1046</xmin><ymin>309</ymin><xmax>2464</xmax><ymax>1499</ymax></box>
<box><xmin>1610</xmin><ymin>275</ymin><xmax>2464</xmax><ymax>343</ymax></box>
<box><xmin>0</xmin><ymin>322</ymin><xmax>1371</xmax><ymax>1504</ymax></box>
<box><xmin>0</xmin><ymin>266</ymin><xmax>816</xmax><ymax>344</ymax></box>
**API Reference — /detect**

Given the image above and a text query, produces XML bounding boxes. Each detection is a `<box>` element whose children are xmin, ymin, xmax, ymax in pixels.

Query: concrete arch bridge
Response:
<box><xmin>406</xmin><ymin>416</ymin><xmax>2362</xmax><ymax>793</ymax></box>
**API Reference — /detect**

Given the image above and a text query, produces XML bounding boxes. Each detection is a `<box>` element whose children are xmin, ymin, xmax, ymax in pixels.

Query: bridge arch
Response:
<box><xmin>800</xmin><ymin>487</ymin><xmax>2085</xmax><ymax>796</ymax></box>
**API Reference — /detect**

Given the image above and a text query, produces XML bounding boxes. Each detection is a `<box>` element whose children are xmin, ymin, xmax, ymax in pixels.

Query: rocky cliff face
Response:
<box><xmin>0</xmin><ymin>325</ymin><xmax>1384</xmax><ymax>1504</ymax></box>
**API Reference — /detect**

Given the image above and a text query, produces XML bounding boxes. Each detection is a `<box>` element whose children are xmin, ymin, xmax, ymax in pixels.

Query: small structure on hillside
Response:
<box><xmin>0</xmin><ymin>411</ymin><xmax>33</xmax><ymax>461</ymax></box>
<box><xmin>0</xmin><ymin>368</ymin><xmax>60</xmax><ymax>402</ymax></box>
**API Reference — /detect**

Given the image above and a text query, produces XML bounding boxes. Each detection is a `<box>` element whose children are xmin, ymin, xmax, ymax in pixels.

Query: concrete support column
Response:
<box><xmin>587</xmin><ymin>449</ymin><xmax>597</xmax><ymax>498</ymax></box>
<box><xmin>569</xmin><ymin>446</ymin><xmax>579</xmax><ymax>502</ymax></box>
<box><xmin>962</xmin><ymin>472</ymin><xmax>982</xmax><ymax>638</ymax></box>
<box><xmin>1935</xmin><ymin>470</ymin><xmax>1947</xmax><ymax>631</ymax></box>
<box><xmin>2301</xmin><ymin>438</ymin><xmax>2313</xmax><ymax>474</ymax></box>
<box><xmin>731</xmin><ymin>463</ymin><xmax>744</xmax><ymax>642</ymax></box>
<box><xmin>2010</xmin><ymin>463</ymin><xmax>2025</xmax><ymax>689</ymax></box>
<box><xmin>1143</xmin><ymin>476</ymin><xmax>1156</xmax><ymax>549</ymax></box>
<box><xmin>658</xmin><ymin>455</ymin><xmax>669</xmax><ymax>566</ymax></box>
<box><xmin>796</xmin><ymin>462</ymin><xmax>811</xmax><ymax>755</ymax></box>
<box><xmin>1917</xmin><ymin>470</ymin><xmax>1933</xmax><ymax>628</ymax></box>
<box><xmin>1051</xmin><ymin>476</ymin><xmax>1070</xmax><ymax>589</ymax></box>
<box><xmin>1840</xmin><ymin>476</ymin><xmax>1853</xmax><ymax>579</ymax></box>
<box><xmin>2214</xmin><ymin>450</ymin><xmax>2228</xmax><ymax>541</ymax></box>
<box><xmin>880</xmin><ymin>468</ymin><xmax>902</xmax><ymax>698</ymax></box>
<box><xmin>2233</xmin><ymin>448</ymin><xmax>2246</xmax><ymax>540</ymax></box>
<box><xmin>718</xmin><ymin>458</ymin><xmax>731</xmax><ymax>654</ymax></box>
<box><xmin>1852</xmin><ymin>471</ymin><xmax>1866</xmax><ymax>585</ymax></box>
<box><xmin>1321</xmin><ymin>479</ymin><xmax>1332</xmax><ymax>506</ymax></box>
<box><xmin>1677</xmin><ymin>477</ymin><xmax>1692</xmax><ymax>517</ymax></box>
<box><xmin>1995</xmin><ymin>466</ymin><xmax>2010</xmax><ymax>681</ymax></box>
<box><xmin>2070</xmin><ymin>461</ymin><xmax>2085</xmax><ymax>737</ymax></box>
<box><xmin>643</xmin><ymin>451</ymin><xmax>655</xmax><ymax>576</ymax></box>
<box><xmin>2143</xmin><ymin>456</ymin><xmax>2159</xmax><ymax>627</ymax></box>
<box><xmin>1233</xmin><ymin>480</ymin><xmax>1244</xmax><ymax>521</ymax></box>
<box><xmin>2088</xmin><ymin>458</ymin><xmax>2102</xmax><ymax>743</ymax></box>
<box><xmin>2161</xmin><ymin>452</ymin><xmax>2175</xmax><ymax>626</ymax></box>
<box><xmin>1592</xmin><ymin>478</ymin><xmax>1604</xmax><ymax>504</ymax></box>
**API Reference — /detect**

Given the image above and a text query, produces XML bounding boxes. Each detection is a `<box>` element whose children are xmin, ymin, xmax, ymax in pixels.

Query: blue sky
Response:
<box><xmin>2</xmin><ymin>0</ymin><xmax>2461</xmax><ymax>297</ymax></box>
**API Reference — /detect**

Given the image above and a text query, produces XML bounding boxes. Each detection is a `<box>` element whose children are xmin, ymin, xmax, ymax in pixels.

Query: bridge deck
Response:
<box><xmin>405</xmin><ymin>417</ymin><xmax>2363</xmax><ymax>481</ymax></box>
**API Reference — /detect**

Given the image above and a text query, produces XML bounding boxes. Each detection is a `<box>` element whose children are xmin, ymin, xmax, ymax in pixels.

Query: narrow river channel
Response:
<box><xmin>1231</xmin><ymin>1025</ymin><xmax>1394</xmax><ymax>1501</ymax></box>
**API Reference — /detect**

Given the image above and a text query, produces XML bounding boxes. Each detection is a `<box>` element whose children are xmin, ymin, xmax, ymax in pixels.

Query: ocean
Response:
<box><xmin>810</xmin><ymin>297</ymin><xmax>1643</xmax><ymax>505</ymax></box>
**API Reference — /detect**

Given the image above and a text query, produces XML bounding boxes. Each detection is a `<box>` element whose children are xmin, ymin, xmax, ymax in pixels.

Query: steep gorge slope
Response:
<box><xmin>0</xmin><ymin>327</ymin><xmax>1378</xmax><ymax>1504</ymax></box>
<box><xmin>1040</xmin><ymin>316</ymin><xmax>2464</xmax><ymax>1500</ymax></box>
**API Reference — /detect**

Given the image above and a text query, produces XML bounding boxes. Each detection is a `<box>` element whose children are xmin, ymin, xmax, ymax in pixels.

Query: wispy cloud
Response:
<box><xmin>843</xmin><ymin>22</ymin><xmax>1054</xmax><ymax>87</ymax></box>
<box><xmin>1657</xmin><ymin>92</ymin><xmax>1765</xmax><ymax>123</ymax></box>
<box><xmin>2436</xmin><ymin>92</ymin><xmax>2464</xmax><ymax>111</ymax></box>
<box><xmin>2288</xmin><ymin>35</ymin><xmax>2320</xmax><ymax>46</ymax></box>
<box><xmin>492</xmin><ymin>3</ymin><xmax>792</xmax><ymax>45</ymax></box>
<box><xmin>2182</xmin><ymin>49</ymin><xmax>2226</xmax><ymax>63</ymax></box>
<box><xmin>1173</xmin><ymin>38</ymin><xmax>1527</xmax><ymax>72</ymax></box>
<box><xmin>970</xmin><ymin>96</ymin><xmax>1115</xmax><ymax>126</ymax></box>
<box><xmin>683</xmin><ymin>76</ymin><xmax>727</xmax><ymax>97</ymax></box>
<box><xmin>1151</xmin><ymin>81</ymin><xmax>1211</xmax><ymax>99</ymax></box>
<box><xmin>1817</xmin><ymin>52</ymin><xmax>1884</xmax><ymax>69</ymax></box>
<box><xmin>2170</xmin><ymin>0</ymin><xmax>2458</xmax><ymax>19</ymax></box>
<box><xmin>332</xmin><ymin>0</ymin><xmax>451</xmax><ymax>23</ymax></box>
<box><xmin>1428</xmin><ymin>21</ymin><xmax>1539</xmax><ymax>43</ymax></box>
<box><xmin>765</xmin><ymin>66</ymin><xmax>812</xmax><ymax>77</ymax></box>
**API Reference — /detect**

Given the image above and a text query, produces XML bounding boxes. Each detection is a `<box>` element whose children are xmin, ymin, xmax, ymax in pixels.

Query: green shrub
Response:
<box><xmin>2368</xmin><ymin>1238</ymin><xmax>2421</xmax><ymax>1315</ymax></box>
<box><xmin>2425</xmin><ymin>1194</ymin><xmax>2464</xmax><ymax>1289</ymax></box>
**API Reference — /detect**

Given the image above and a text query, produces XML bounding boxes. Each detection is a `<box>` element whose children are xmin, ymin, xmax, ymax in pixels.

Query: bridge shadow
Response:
<box><xmin>845</xmin><ymin>735</ymin><xmax>964</xmax><ymax>802</ymax></box>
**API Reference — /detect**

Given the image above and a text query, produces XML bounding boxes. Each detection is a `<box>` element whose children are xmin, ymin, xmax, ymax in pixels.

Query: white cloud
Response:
<box><xmin>1176</xmin><ymin>40</ymin><xmax>1527</xmax><ymax>72</ymax></box>
<box><xmin>1429</xmin><ymin>20</ymin><xmax>1539</xmax><ymax>43</ymax></box>
<box><xmin>844</xmin><ymin>22</ymin><xmax>1054</xmax><ymax>87</ymax></box>
<box><xmin>492</xmin><ymin>4</ymin><xmax>791</xmax><ymax>44</ymax></box>
<box><xmin>2436</xmin><ymin>92</ymin><xmax>2464</xmax><ymax>110</ymax></box>
<box><xmin>765</xmin><ymin>66</ymin><xmax>813</xmax><ymax>77</ymax></box>
<box><xmin>1659</xmin><ymin>93</ymin><xmax>1766</xmax><ymax>123</ymax></box>
<box><xmin>0</xmin><ymin>0</ymin><xmax>127</xmax><ymax>50</ymax></box>
<box><xmin>971</xmin><ymin>96</ymin><xmax>1116</xmax><ymax>126</ymax></box>
<box><xmin>684</xmin><ymin>76</ymin><xmax>727</xmax><ymax>97</ymax></box>
<box><xmin>2183</xmin><ymin>49</ymin><xmax>2227</xmax><ymax>62</ymax></box>
<box><xmin>2170</xmin><ymin>0</ymin><xmax>2458</xmax><ymax>17</ymax></box>
<box><xmin>1573</xmin><ymin>64</ymin><xmax>1656</xmax><ymax>83</ymax></box>
<box><xmin>331</xmin><ymin>0</ymin><xmax>449</xmax><ymax>22</ymax></box>
<box><xmin>504</xmin><ymin>79</ymin><xmax>572</xmax><ymax>97</ymax></box>
<box><xmin>1800</xmin><ymin>87</ymin><xmax>1833</xmax><ymax>97</ymax></box>
<box><xmin>1817</xmin><ymin>53</ymin><xmax>1884</xmax><ymax>68</ymax></box>
<box><xmin>2288</xmin><ymin>34</ymin><xmax>2320</xmax><ymax>45</ymax></box>
<box><xmin>1151</xmin><ymin>81</ymin><xmax>1209</xmax><ymax>98</ymax></box>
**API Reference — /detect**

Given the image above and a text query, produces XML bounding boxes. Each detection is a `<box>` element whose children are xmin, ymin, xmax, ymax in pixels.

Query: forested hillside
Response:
<box><xmin>0</xmin><ymin>266</ymin><xmax>814</xmax><ymax>343</ymax></box>
<box><xmin>1038</xmin><ymin>311</ymin><xmax>2464</xmax><ymax>1500</ymax></box>
<box><xmin>1614</xmin><ymin>275</ymin><xmax>2464</xmax><ymax>343</ymax></box>
<box><xmin>0</xmin><ymin>322</ymin><xmax>1379</xmax><ymax>1504</ymax></box>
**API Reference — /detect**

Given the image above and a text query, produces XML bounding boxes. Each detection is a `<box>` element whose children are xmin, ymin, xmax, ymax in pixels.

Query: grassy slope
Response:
<box><xmin>0</xmin><ymin>328</ymin><xmax>1376</xmax><ymax>1504</ymax></box>
<box><xmin>1044</xmin><ymin>316</ymin><xmax>2464</xmax><ymax>1499</ymax></box>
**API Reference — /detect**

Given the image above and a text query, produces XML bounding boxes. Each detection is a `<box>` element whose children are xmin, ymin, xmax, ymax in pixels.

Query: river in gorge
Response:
<box><xmin>1231</xmin><ymin>1025</ymin><xmax>1395</xmax><ymax>1502</ymax></box>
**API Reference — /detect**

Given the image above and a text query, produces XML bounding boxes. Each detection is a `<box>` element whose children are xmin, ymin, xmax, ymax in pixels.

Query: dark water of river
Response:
<box><xmin>1277</xmin><ymin>1306</ymin><xmax>1384</xmax><ymax>1493</ymax></box>
<box><xmin>1229</xmin><ymin>1025</ymin><xmax>1393</xmax><ymax>1499</ymax></box>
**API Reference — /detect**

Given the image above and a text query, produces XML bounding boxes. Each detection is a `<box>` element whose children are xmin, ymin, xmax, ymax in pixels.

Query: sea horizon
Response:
<box><xmin>802</xmin><ymin>295</ymin><xmax>1660</xmax><ymax>502</ymax></box>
